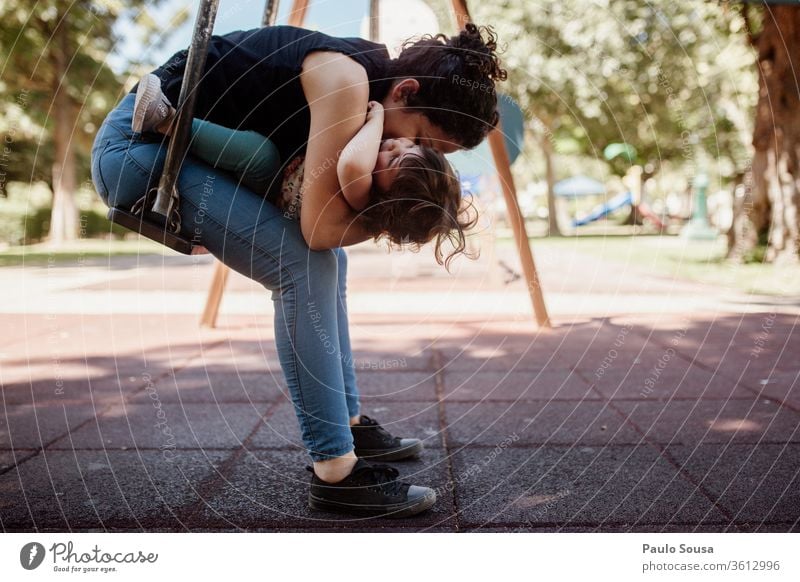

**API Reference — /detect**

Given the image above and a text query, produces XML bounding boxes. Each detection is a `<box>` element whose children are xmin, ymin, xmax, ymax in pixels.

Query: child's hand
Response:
<box><xmin>366</xmin><ymin>100</ymin><xmax>384</xmax><ymax>123</ymax></box>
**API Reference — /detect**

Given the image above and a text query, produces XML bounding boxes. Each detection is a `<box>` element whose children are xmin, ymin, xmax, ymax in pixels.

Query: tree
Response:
<box><xmin>731</xmin><ymin>3</ymin><xmax>800</xmax><ymax>263</ymax></box>
<box><xmin>471</xmin><ymin>0</ymin><xmax>755</xmax><ymax>233</ymax></box>
<box><xmin>0</xmin><ymin>0</ymin><xmax>181</xmax><ymax>244</ymax></box>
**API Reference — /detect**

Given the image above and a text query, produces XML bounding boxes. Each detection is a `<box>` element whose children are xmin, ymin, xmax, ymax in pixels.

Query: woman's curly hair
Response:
<box><xmin>359</xmin><ymin>147</ymin><xmax>478</xmax><ymax>269</ymax></box>
<box><xmin>389</xmin><ymin>23</ymin><xmax>508</xmax><ymax>149</ymax></box>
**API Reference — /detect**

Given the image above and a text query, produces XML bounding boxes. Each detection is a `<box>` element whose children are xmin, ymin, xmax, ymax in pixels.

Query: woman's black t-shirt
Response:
<box><xmin>143</xmin><ymin>25</ymin><xmax>393</xmax><ymax>163</ymax></box>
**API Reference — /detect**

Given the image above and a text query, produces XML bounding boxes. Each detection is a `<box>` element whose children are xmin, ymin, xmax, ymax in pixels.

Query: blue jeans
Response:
<box><xmin>91</xmin><ymin>94</ymin><xmax>360</xmax><ymax>461</ymax></box>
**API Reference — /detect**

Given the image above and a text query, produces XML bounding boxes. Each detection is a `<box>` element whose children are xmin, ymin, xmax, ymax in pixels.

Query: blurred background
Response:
<box><xmin>0</xmin><ymin>0</ymin><xmax>798</xmax><ymax>297</ymax></box>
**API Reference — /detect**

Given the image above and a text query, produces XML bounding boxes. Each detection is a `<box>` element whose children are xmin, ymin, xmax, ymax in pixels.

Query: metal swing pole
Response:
<box><xmin>369</xmin><ymin>0</ymin><xmax>380</xmax><ymax>42</ymax></box>
<box><xmin>151</xmin><ymin>0</ymin><xmax>220</xmax><ymax>230</ymax></box>
<box><xmin>262</xmin><ymin>0</ymin><xmax>280</xmax><ymax>26</ymax></box>
<box><xmin>449</xmin><ymin>0</ymin><xmax>551</xmax><ymax>328</ymax></box>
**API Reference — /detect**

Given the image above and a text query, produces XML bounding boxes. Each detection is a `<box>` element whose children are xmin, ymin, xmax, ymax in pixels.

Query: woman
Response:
<box><xmin>91</xmin><ymin>23</ymin><xmax>506</xmax><ymax>518</ymax></box>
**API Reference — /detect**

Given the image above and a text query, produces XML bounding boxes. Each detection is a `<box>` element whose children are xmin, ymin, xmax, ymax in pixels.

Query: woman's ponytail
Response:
<box><xmin>449</xmin><ymin>23</ymin><xmax>507</xmax><ymax>83</ymax></box>
<box><xmin>389</xmin><ymin>23</ymin><xmax>507</xmax><ymax>149</ymax></box>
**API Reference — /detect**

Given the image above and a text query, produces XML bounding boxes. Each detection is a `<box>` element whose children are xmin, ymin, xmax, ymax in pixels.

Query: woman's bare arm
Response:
<box><xmin>337</xmin><ymin>101</ymin><xmax>383</xmax><ymax>211</ymax></box>
<box><xmin>299</xmin><ymin>52</ymin><xmax>373</xmax><ymax>250</ymax></box>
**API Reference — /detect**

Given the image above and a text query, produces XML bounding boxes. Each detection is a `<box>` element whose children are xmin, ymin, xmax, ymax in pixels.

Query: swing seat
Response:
<box><xmin>106</xmin><ymin>206</ymin><xmax>195</xmax><ymax>255</ymax></box>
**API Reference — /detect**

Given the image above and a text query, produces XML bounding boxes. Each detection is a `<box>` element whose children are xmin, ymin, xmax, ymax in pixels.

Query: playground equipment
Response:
<box><xmin>680</xmin><ymin>172</ymin><xmax>718</xmax><ymax>240</ymax></box>
<box><xmin>104</xmin><ymin>0</ymin><xmax>550</xmax><ymax>328</ymax></box>
<box><xmin>559</xmin><ymin>145</ymin><xmax>666</xmax><ymax>230</ymax></box>
<box><xmin>554</xmin><ymin>174</ymin><xmax>666</xmax><ymax>229</ymax></box>
<box><xmin>569</xmin><ymin>190</ymin><xmax>665</xmax><ymax>229</ymax></box>
<box><xmin>571</xmin><ymin>191</ymin><xmax>633</xmax><ymax>227</ymax></box>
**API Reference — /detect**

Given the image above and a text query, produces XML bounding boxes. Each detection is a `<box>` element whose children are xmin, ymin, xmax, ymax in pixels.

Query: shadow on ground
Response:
<box><xmin>1</xmin><ymin>313</ymin><xmax>797</xmax><ymax>532</ymax></box>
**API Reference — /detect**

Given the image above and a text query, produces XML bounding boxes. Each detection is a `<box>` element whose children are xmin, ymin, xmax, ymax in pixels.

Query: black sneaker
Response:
<box><xmin>351</xmin><ymin>415</ymin><xmax>424</xmax><ymax>461</ymax></box>
<box><xmin>308</xmin><ymin>459</ymin><xmax>436</xmax><ymax>518</ymax></box>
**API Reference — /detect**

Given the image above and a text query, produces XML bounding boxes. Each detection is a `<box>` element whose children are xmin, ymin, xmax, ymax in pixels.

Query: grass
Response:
<box><xmin>505</xmin><ymin>232</ymin><xmax>800</xmax><ymax>297</ymax></box>
<box><xmin>0</xmin><ymin>238</ymin><xmax>174</xmax><ymax>267</ymax></box>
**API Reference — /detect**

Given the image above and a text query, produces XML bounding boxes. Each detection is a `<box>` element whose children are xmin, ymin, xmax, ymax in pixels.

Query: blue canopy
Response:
<box><xmin>553</xmin><ymin>176</ymin><xmax>607</xmax><ymax>197</ymax></box>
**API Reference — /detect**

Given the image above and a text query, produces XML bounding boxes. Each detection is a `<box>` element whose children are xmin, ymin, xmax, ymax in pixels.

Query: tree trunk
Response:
<box><xmin>729</xmin><ymin>153</ymin><xmax>771</xmax><ymax>261</ymax></box>
<box><xmin>748</xmin><ymin>6</ymin><xmax>800</xmax><ymax>263</ymax></box>
<box><xmin>48</xmin><ymin>17</ymin><xmax>78</xmax><ymax>244</ymax></box>
<box><xmin>621</xmin><ymin>165</ymin><xmax>645</xmax><ymax>226</ymax></box>
<box><xmin>726</xmin><ymin>171</ymin><xmax>746</xmax><ymax>257</ymax></box>
<box><xmin>538</xmin><ymin>132</ymin><xmax>561</xmax><ymax>236</ymax></box>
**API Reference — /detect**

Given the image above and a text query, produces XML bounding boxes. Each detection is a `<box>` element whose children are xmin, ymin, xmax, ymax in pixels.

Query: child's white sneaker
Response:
<box><xmin>132</xmin><ymin>73</ymin><xmax>175</xmax><ymax>134</ymax></box>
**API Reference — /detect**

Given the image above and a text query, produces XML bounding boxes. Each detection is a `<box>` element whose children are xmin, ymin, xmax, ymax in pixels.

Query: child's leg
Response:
<box><xmin>189</xmin><ymin>119</ymin><xmax>281</xmax><ymax>194</ymax></box>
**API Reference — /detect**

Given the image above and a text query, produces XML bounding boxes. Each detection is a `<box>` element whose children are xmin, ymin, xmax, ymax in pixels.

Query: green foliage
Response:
<box><xmin>0</xmin><ymin>0</ymin><xmax>180</xmax><ymax>201</ymax></box>
<box><xmin>0</xmin><ymin>205</ymin><xmax>29</xmax><ymax>245</ymax></box>
<box><xmin>1</xmin><ymin>2</ymin><xmax>117</xmax><ymax>192</ymax></box>
<box><xmin>742</xmin><ymin>244</ymin><xmax>767</xmax><ymax>265</ymax></box>
<box><xmin>83</xmin><ymin>207</ymin><xmax>129</xmax><ymax>238</ymax></box>
<box><xmin>25</xmin><ymin>207</ymin><xmax>52</xmax><ymax>243</ymax></box>
<box><xmin>472</xmin><ymin>0</ymin><xmax>757</xmax><ymax>180</ymax></box>
<box><xmin>0</xmin><ymin>204</ymin><xmax>129</xmax><ymax>245</ymax></box>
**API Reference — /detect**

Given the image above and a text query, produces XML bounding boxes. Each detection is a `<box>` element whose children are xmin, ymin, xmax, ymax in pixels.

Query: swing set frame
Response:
<box><xmin>105</xmin><ymin>0</ymin><xmax>551</xmax><ymax>328</ymax></box>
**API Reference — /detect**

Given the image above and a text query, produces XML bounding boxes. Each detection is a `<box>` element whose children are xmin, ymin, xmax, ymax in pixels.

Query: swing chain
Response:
<box><xmin>129</xmin><ymin>187</ymin><xmax>182</xmax><ymax>234</ymax></box>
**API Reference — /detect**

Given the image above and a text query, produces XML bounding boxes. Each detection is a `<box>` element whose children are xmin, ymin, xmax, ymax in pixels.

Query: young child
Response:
<box><xmin>133</xmin><ymin>73</ymin><xmax>475</xmax><ymax>266</ymax></box>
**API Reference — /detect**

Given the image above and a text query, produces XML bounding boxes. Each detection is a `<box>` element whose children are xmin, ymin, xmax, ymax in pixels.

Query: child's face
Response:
<box><xmin>373</xmin><ymin>138</ymin><xmax>422</xmax><ymax>192</ymax></box>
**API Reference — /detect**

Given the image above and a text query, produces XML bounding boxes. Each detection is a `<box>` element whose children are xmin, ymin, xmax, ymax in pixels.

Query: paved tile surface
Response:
<box><xmin>614</xmin><ymin>398</ymin><xmax>800</xmax><ymax>445</ymax></box>
<box><xmin>0</xmin><ymin>450</ymin><xmax>229</xmax><ymax>530</ymax></box>
<box><xmin>443</xmin><ymin>400</ymin><xmax>642</xmax><ymax>446</ymax></box>
<box><xmin>48</xmin><ymin>402</ymin><xmax>270</xmax><ymax>450</ymax></box>
<box><xmin>665</xmin><ymin>444</ymin><xmax>800</xmax><ymax>530</ymax></box>
<box><xmin>1</xmin><ymin>245</ymin><xmax>798</xmax><ymax>532</ymax></box>
<box><xmin>442</xmin><ymin>369</ymin><xmax>595</xmax><ymax>401</ymax></box>
<box><xmin>450</xmin><ymin>445</ymin><xmax>731</xmax><ymax>529</ymax></box>
<box><xmin>127</xmin><ymin>369</ymin><xmax>287</xmax><ymax>404</ymax></box>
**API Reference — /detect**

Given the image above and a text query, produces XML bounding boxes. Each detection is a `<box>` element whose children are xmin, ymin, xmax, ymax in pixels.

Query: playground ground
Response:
<box><xmin>0</xmin><ymin>234</ymin><xmax>798</xmax><ymax>532</ymax></box>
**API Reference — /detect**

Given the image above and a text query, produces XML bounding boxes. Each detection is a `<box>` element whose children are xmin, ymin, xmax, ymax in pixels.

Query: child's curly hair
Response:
<box><xmin>389</xmin><ymin>23</ymin><xmax>508</xmax><ymax>149</ymax></box>
<box><xmin>359</xmin><ymin>148</ymin><xmax>478</xmax><ymax>269</ymax></box>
